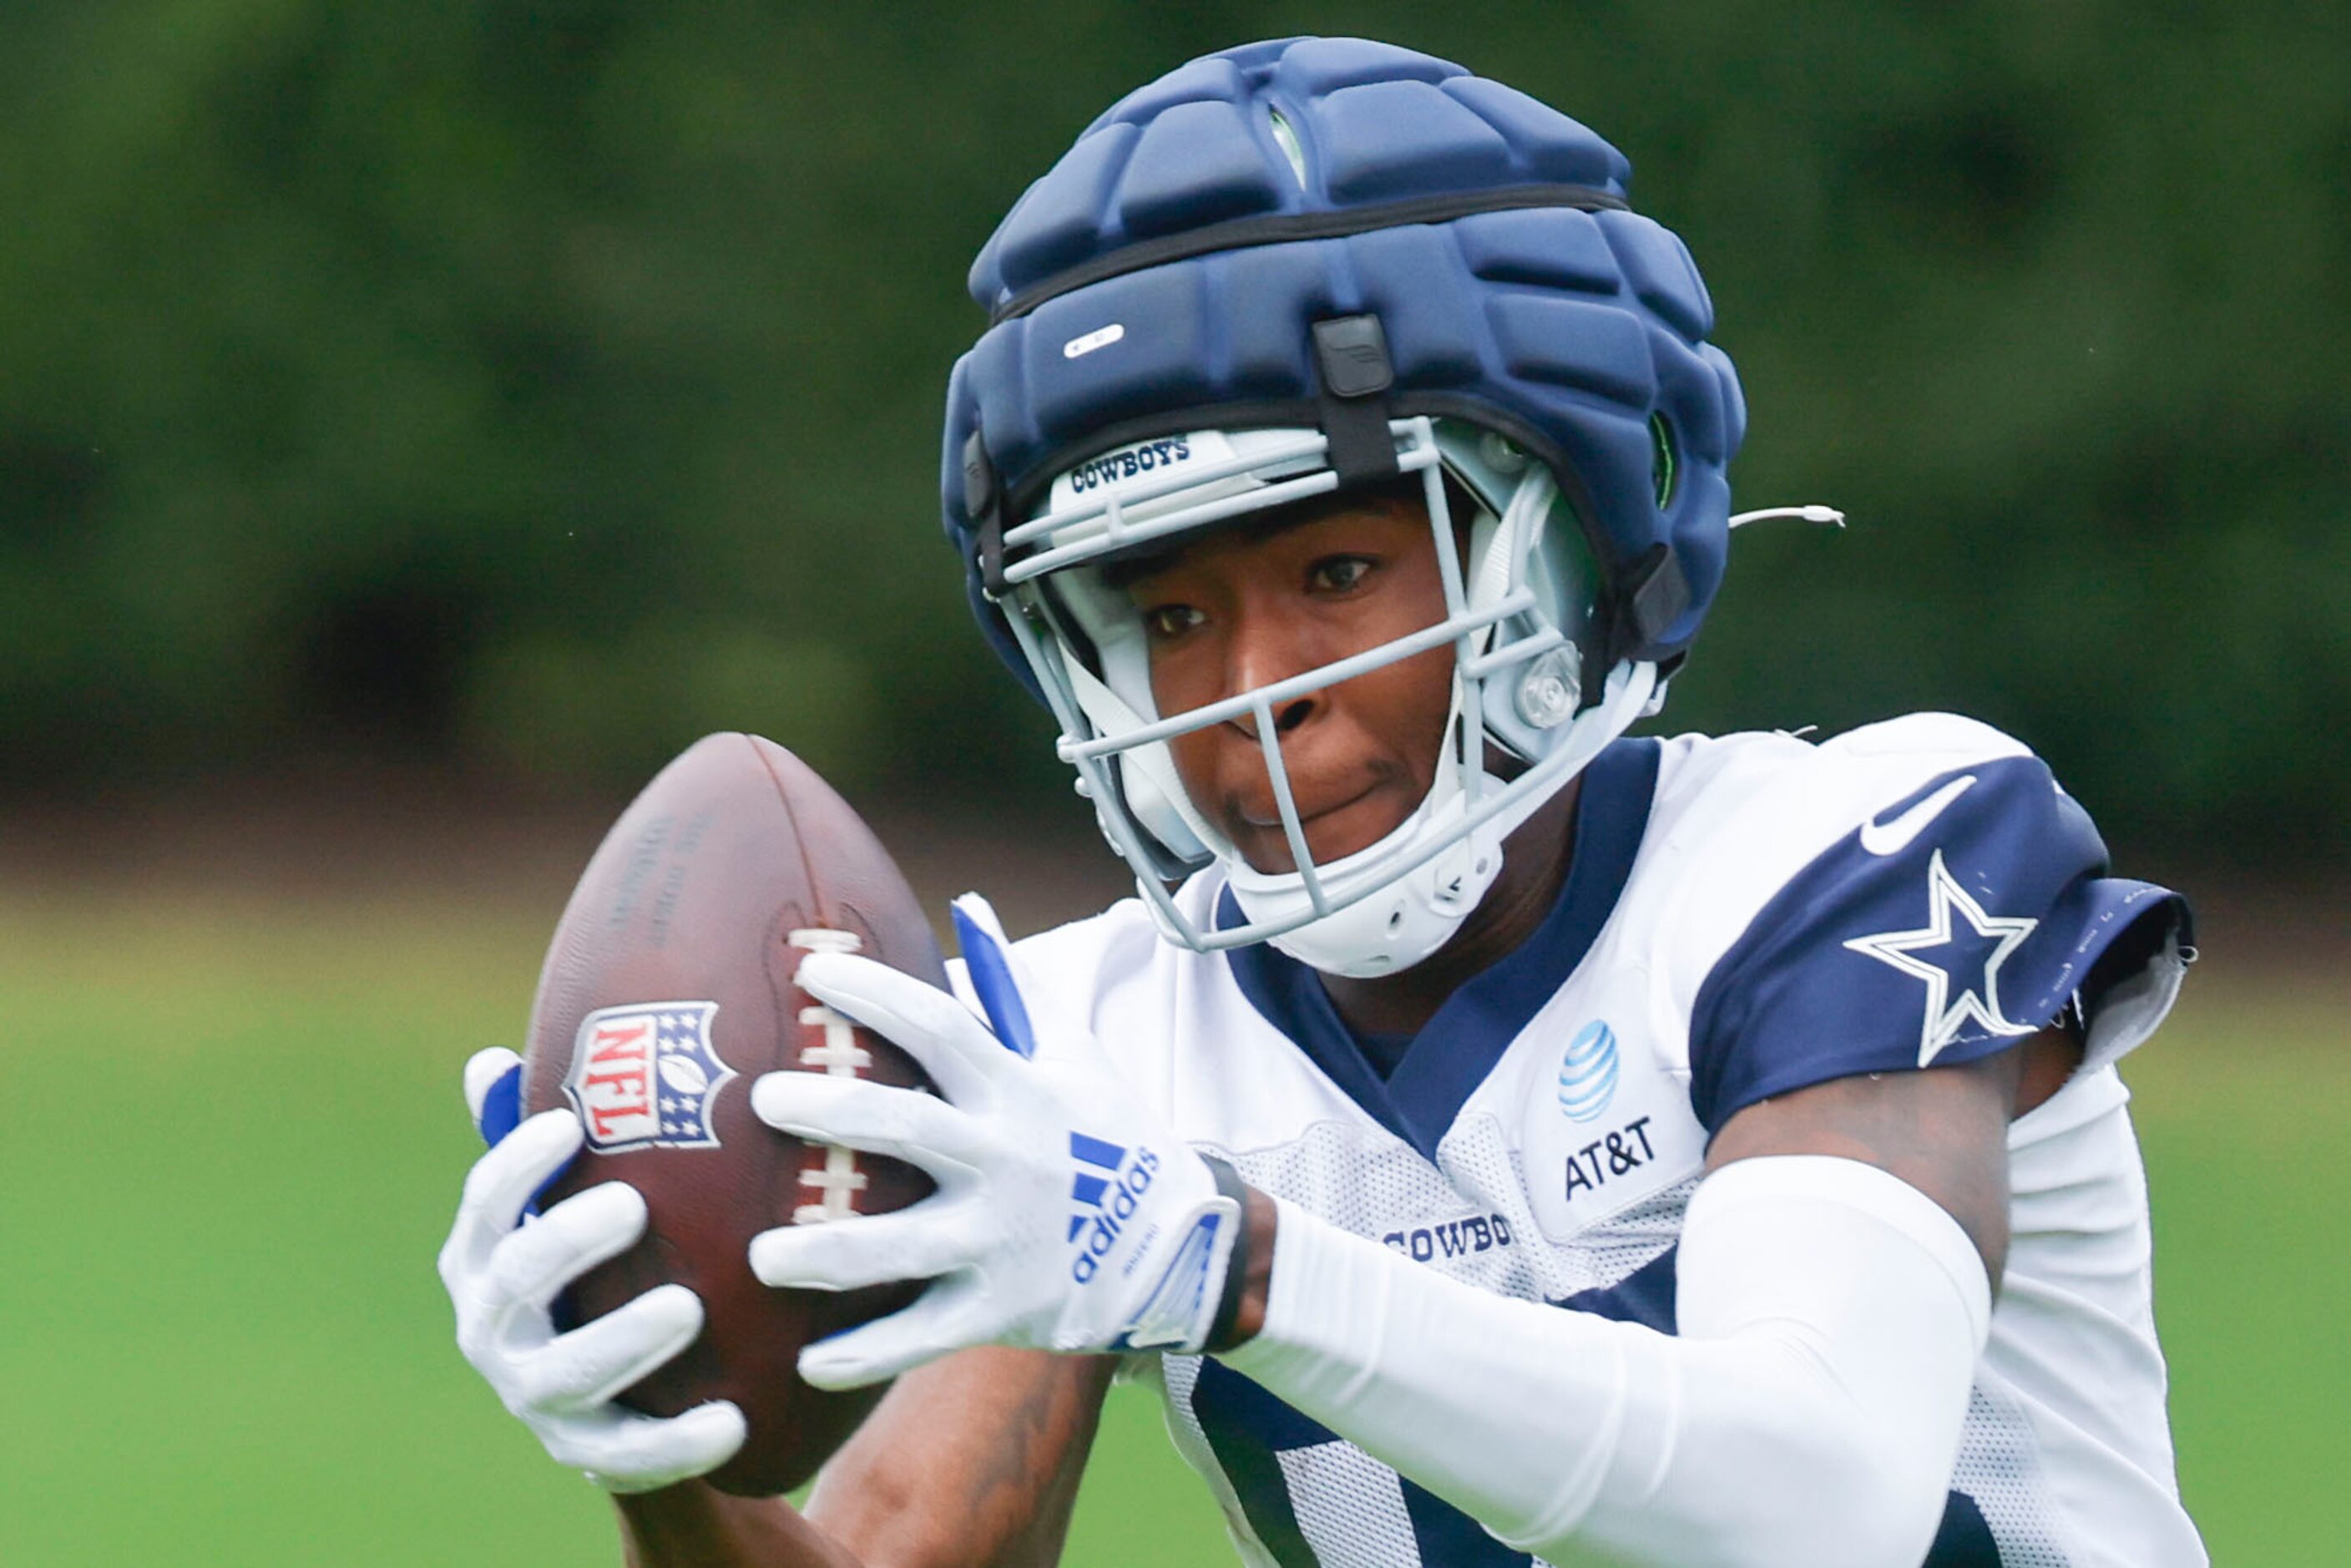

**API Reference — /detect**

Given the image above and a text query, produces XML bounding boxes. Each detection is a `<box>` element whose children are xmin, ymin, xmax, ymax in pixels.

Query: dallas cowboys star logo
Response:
<box><xmin>1843</xmin><ymin>851</ymin><xmax>2039</xmax><ymax>1067</ymax></box>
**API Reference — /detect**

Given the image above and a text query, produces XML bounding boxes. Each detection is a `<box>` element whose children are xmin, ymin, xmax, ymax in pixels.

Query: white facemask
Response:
<box><xmin>998</xmin><ymin>416</ymin><xmax>1658</xmax><ymax>975</ymax></box>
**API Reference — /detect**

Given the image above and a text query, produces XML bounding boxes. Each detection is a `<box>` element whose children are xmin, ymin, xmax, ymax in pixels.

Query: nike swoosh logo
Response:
<box><xmin>1858</xmin><ymin>775</ymin><xmax>1977</xmax><ymax>857</ymax></box>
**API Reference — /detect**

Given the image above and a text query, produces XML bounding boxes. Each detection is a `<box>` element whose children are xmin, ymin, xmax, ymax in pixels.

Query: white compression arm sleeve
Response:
<box><xmin>1216</xmin><ymin>1156</ymin><xmax>1992</xmax><ymax>1568</ymax></box>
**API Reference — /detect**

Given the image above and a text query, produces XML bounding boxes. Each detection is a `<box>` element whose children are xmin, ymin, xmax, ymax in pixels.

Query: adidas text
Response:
<box><xmin>1070</xmin><ymin>1146</ymin><xmax>1160</xmax><ymax>1285</ymax></box>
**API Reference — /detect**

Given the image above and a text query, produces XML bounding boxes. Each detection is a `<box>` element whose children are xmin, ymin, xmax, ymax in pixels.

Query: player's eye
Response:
<box><xmin>1141</xmin><ymin>603</ymin><xmax>1206</xmax><ymax>640</ymax></box>
<box><xmin>1307</xmin><ymin>555</ymin><xmax>1376</xmax><ymax>594</ymax></box>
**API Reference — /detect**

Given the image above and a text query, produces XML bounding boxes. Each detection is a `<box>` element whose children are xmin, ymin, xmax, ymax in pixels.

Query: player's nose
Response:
<box><xmin>1228</xmin><ymin>693</ymin><xmax>1319</xmax><ymax>745</ymax></box>
<box><xmin>1222</xmin><ymin>620</ymin><xmax>1326</xmax><ymax>745</ymax></box>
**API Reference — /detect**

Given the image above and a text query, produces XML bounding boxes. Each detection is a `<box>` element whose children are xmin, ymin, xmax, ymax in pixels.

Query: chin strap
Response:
<box><xmin>1240</xmin><ymin>659</ymin><xmax>1656</xmax><ymax>977</ymax></box>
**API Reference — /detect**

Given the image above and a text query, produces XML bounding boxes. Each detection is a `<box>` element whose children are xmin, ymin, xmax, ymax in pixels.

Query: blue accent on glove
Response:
<box><xmin>473</xmin><ymin>1056</ymin><xmax>571</xmax><ymax>1229</ymax></box>
<box><xmin>477</xmin><ymin>1059</ymin><xmax>525</xmax><ymax>1148</ymax></box>
<box><xmin>953</xmin><ymin>902</ymin><xmax>1039</xmax><ymax>1058</ymax></box>
<box><xmin>1069</xmin><ymin>1130</ymin><xmax>1130</xmax><ymax>1170</ymax></box>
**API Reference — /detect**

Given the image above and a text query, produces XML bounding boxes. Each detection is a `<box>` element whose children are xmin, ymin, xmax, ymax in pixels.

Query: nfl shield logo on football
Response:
<box><xmin>564</xmin><ymin>1000</ymin><xmax>734</xmax><ymax>1153</ymax></box>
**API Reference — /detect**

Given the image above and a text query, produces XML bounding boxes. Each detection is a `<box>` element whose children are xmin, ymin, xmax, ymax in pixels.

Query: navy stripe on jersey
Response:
<box><xmin>1191</xmin><ymin>1360</ymin><xmax>1322</xmax><ymax>1566</ymax></box>
<box><xmin>1398</xmin><ymin>1485</ymin><xmax>1531</xmax><ymax>1565</ymax></box>
<box><xmin>1928</xmin><ymin>1490</ymin><xmax>2007</xmax><ymax>1565</ymax></box>
<box><xmin>1555</xmin><ymin>1241</ymin><xmax>1678</xmax><ymax>1333</ymax></box>
<box><xmin>1688</xmin><ymin>755</ymin><xmax>2189</xmax><ymax>1134</ymax></box>
<box><xmin>1219</xmin><ymin>738</ymin><xmax>1663</xmax><ymax>1161</ymax></box>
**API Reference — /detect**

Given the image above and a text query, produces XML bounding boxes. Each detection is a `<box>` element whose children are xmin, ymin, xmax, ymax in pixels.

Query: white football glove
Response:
<box><xmin>436</xmin><ymin>1046</ymin><xmax>746</xmax><ymax>1492</ymax></box>
<box><xmin>746</xmin><ymin>894</ymin><xmax>1241</xmax><ymax>1389</ymax></box>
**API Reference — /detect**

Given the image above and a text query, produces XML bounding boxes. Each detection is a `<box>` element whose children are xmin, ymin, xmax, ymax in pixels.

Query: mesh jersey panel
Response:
<box><xmin>1277</xmin><ymin>1444</ymin><xmax>1427</xmax><ymax>1564</ymax></box>
<box><xmin>1954</xmin><ymin>1385</ymin><xmax>2072</xmax><ymax>1567</ymax></box>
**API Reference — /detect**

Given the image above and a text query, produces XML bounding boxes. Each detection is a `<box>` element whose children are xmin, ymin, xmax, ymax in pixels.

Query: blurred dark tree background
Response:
<box><xmin>3</xmin><ymin>0</ymin><xmax>2344</xmax><ymax>864</ymax></box>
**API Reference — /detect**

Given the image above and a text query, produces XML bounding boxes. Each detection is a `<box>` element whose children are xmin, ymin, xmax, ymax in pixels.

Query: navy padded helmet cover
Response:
<box><xmin>943</xmin><ymin>37</ymin><xmax>1746</xmax><ymax>692</ymax></box>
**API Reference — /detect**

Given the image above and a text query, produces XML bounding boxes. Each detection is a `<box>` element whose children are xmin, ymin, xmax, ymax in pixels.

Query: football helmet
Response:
<box><xmin>940</xmin><ymin>38</ymin><xmax>1748</xmax><ymax>975</ymax></box>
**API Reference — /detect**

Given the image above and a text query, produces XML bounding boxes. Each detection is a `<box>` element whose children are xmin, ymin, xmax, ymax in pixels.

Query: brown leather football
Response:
<box><xmin>522</xmin><ymin>731</ymin><xmax>941</xmax><ymax>1496</ymax></box>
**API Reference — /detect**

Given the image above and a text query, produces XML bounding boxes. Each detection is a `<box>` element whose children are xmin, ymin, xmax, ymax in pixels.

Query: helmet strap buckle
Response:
<box><xmin>1311</xmin><ymin>315</ymin><xmax>1401</xmax><ymax>486</ymax></box>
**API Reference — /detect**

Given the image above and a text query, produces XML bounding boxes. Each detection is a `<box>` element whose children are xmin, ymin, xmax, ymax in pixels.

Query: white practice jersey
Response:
<box><xmin>997</xmin><ymin>714</ymin><xmax>2203</xmax><ymax>1568</ymax></box>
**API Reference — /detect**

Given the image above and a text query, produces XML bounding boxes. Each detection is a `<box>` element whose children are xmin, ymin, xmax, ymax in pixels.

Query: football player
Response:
<box><xmin>439</xmin><ymin>38</ymin><xmax>2207</xmax><ymax>1567</ymax></box>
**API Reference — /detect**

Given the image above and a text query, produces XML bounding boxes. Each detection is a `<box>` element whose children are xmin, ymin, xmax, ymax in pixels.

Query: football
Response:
<box><xmin>522</xmin><ymin>731</ymin><xmax>943</xmax><ymax>1496</ymax></box>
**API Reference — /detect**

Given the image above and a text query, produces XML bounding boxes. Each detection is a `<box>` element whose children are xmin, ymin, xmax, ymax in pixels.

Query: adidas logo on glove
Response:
<box><xmin>1066</xmin><ymin>1131</ymin><xmax>1162</xmax><ymax>1285</ymax></box>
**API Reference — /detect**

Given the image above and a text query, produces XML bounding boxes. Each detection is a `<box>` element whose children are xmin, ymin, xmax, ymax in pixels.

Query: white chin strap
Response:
<box><xmin>1222</xmin><ymin>659</ymin><xmax>1655</xmax><ymax>978</ymax></box>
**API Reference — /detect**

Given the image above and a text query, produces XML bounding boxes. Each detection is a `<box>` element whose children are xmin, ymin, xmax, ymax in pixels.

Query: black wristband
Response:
<box><xmin>1201</xmin><ymin>1156</ymin><xmax>1254</xmax><ymax>1353</ymax></box>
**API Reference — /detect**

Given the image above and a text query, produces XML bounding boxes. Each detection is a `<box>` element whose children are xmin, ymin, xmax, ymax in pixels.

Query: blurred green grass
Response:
<box><xmin>0</xmin><ymin>894</ymin><xmax>2338</xmax><ymax>1564</ymax></box>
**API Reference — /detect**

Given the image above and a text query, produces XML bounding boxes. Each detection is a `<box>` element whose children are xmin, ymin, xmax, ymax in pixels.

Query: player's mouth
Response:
<box><xmin>1227</xmin><ymin>776</ymin><xmax>1407</xmax><ymax>873</ymax></box>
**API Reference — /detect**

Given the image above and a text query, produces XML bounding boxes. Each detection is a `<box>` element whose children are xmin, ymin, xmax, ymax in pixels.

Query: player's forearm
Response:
<box><xmin>804</xmin><ymin>1348</ymin><xmax>1115</xmax><ymax>1568</ymax></box>
<box><xmin>616</xmin><ymin>1484</ymin><xmax>861</xmax><ymax>1568</ymax></box>
<box><xmin>1218</xmin><ymin>1157</ymin><xmax>1990</xmax><ymax>1568</ymax></box>
<box><xmin>614</xmin><ymin>1349</ymin><xmax>1110</xmax><ymax>1568</ymax></box>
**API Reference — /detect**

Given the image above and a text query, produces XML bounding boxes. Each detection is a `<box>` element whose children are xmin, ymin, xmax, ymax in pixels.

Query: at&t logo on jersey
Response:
<box><xmin>1563</xmin><ymin>1116</ymin><xmax>1658</xmax><ymax>1203</ymax></box>
<box><xmin>1066</xmin><ymin>1130</ymin><xmax>1160</xmax><ymax>1284</ymax></box>
<box><xmin>1524</xmin><ymin>1009</ymin><xmax>1704</xmax><ymax>1241</ymax></box>
<box><xmin>564</xmin><ymin>1001</ymin><xmax>734</xmax><ymax>1153</ymax></box>
<box><xmin>1555</xmin><ymin>1019</ymin><xmax>1661</xmax><ymax>1205</ymax></box>
<box><xmin>1557</xmin><ymin>1019</ymin><xmax>1620</xmax><ymax>1122</ymax></box>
